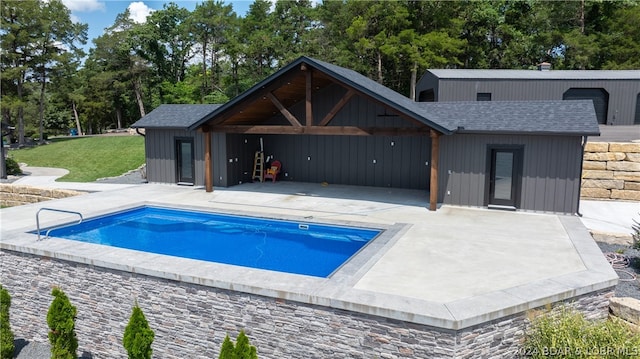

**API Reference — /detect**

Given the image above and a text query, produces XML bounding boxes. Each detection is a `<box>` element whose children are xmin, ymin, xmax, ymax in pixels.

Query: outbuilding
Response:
<box><xmin>132</xmin><ymin>56</ymin><xmax>599</xmax><ymax>214</ymax></box>
<box><xmin>416</xmin><ymin>68</ymin><xmax>640</xmax><ymax>125</ymax></box>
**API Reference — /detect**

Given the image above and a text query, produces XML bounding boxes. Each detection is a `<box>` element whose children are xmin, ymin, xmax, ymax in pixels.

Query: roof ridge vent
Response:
<box><xmin>537</xmin><ymin>62</ymin><xmax>551</xmax><ymax>71</ymax></box>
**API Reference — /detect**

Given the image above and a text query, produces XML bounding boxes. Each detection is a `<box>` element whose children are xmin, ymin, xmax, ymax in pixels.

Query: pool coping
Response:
<box><xmin>0</xmin><ymin>195</ymin><xmax>618</xmax><ymax>331</ymax></box>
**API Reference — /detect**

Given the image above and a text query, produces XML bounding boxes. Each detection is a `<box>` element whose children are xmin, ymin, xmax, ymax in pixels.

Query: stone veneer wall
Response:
<box><xmin>582</xmin><ymin>142</ymin><xmax>640</xmax><ymax>201</ymax></box>
<box><xmin>0</xmin><ymin>184</ymin><xmax>84</xmax><ymax>207</ymax></box>
<box><xmin>0</xmin><ymin>251</ymin><xmax>613</xmax><ymax>359</ymax></box>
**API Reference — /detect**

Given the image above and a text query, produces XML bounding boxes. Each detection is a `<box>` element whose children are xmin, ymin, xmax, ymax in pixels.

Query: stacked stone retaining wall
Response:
<box><xmin>0</xmin><ymin>251</ymin><xmax>614</xmax><ymax>359</ymax></box>
<box><xmin>582</xmin><ymin>142</ymin><xmax>640</xmax><ymax>201</ymax></box>
<box><xmin>0</xmin><ymin>184</ymin><xmax>84</xmax><ymax>207</ymax></box>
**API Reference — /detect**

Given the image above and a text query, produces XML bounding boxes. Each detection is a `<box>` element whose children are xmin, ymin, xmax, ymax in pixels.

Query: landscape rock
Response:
<box><xmin>609</xmin><ymin>297</ymin><xmax>640</xmax><ymax>326</ymax></box>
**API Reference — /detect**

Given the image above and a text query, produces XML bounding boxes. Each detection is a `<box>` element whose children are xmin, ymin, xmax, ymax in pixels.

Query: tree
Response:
<box><xmin>190</xmin><ymin>0</ymin><xmax>237</xmax><ymax>102</ymax></box>
<box><xmin>123</xmin><ymin>302</ymin><xmax>154</xmax><ymax>359</ymax></box>
<box><xmin>30</xmin><ymin>0</ymin><xmax>86</xmax><ymax>143</ymax></box>
<box><xmin>47</xmin><ymin>287</ymin><xmax>78</xmax><ymax>359</ymax></box>
<box><xmin>240</xmin><ymin>0</ymin><xmax>277</xmax><ymax>85</ymax></box>
<box><xmin>1</xmin><ymin>0</ymin><xmax>40</xmax><ymax>146</ymax></box>
<box><xmin>0</xmin><ymin>285</ymin><xmax>14</xmax><ymax>359</ymax></box>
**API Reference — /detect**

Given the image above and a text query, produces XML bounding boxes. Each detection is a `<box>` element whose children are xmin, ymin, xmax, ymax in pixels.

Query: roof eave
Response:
<box><xmin>453</xmin><ymin>129</ymin><xmax>600</xmax><ymax>137</ymax></box>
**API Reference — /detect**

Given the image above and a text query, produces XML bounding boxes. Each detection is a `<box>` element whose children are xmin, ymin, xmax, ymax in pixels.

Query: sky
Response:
<box><xmin>62</xmin><ymin>0</ymin><xmax>255</xmax><ymax>51</ymax></box>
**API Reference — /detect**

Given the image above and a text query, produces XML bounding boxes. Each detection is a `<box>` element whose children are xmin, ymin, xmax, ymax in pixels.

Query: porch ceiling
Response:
<box><xmin>196</xmin><ymin>57</ymin><xmax>444</xmax><ymax>136</ymax></box>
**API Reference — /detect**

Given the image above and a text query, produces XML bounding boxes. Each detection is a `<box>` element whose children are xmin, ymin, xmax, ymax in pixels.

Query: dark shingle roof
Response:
<box><xmin>413</xmin><ymin>100</ymin><xmax>600</xmax><ymax>136</ymax></box>
<box><xmin>131</xmin><ymin>58</ymin><xmax>599</xmax><ymax>137</ymax></box>
<box><xmin>131</xmin><ymin>104</ymin><xmax>222</xmax><ymax>129</ymax></box>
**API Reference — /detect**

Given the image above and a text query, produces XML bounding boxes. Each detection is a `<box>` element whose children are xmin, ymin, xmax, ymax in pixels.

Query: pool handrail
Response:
<box><xmin>36</xmin><ymin>208</ymin><xmax>83</xmax><ymax>241</ymax></box>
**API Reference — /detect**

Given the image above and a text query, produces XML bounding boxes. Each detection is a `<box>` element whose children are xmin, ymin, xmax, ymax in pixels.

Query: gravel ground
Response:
<box><xmin>95</xmin><ymin>165</ymin><xmax>147</xmax><ymax>184</ymax></box>
<box><xmin>597</xmin><ymin>241</ymin><xmax>640</xmax><ymax>299</ymax></box>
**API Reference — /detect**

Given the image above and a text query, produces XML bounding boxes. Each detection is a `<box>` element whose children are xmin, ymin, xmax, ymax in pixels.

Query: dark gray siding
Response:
<box><xmin>219</xmin><ymin>85</ymin><xmax>432</xmax><ymax>189</ymax></box>
<box><xmin>439</xmin><ymin>134</ymin><xmax>583</xmax><ymax>213</ymax></box>
<box><xmin>247</xmin><ymin>134</ymin><xmax>430</xmax><ymax>189</ymax></box>
<box><xmin>144</xmin><ymin>129</ymin><xmax>214</xmax><ymax>187</ymax></box>
<box><xmin>417</xmin><ymin>78</ymin><xmax>640</xmax><ymax>125</ymax></box>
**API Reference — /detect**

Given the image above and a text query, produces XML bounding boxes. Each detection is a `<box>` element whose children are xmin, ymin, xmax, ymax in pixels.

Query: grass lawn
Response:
<box><xmin>8</xmin><ymin>136</ymin><xmax>145</xmax><ymax>182</ymax></box>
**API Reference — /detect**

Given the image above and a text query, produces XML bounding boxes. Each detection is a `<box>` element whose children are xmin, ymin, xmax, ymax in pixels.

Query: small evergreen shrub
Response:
<box><xmin>218</xmin><ymin>335</ymin><xmax>235</xmax><ymax>359</ymax></box>
<box><xmin>0</xmin><ymin>285</ymin><xmax>15</xmax><ymax>359</ymax></box>
<box><xmin>123</xmin><ymin>302</ymin><xmax>154</xmax><ymax>359</ymax></box>
<box><xmin>5</xmin><ymin>156</ymin><xmax>21</xmax><ymax>176</ymax></box>
<box><xmin>218</xmin><ymin>330</ymin><xmax>257</xmax><ymax>359</ymax></box>
<box><xmin>522</xmin><ymin>306</ymin><xmax>640</xmax><ymax>358</ymax></box>
<box><xmin>47</xmin><ymin>287</ymin><xmax>78</xmax><ymax>359</ymax></box>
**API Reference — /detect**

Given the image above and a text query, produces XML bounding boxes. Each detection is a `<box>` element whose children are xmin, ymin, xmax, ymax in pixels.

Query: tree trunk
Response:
<box><xmin>116</xmin><ymin>107</ymin><xmax>123</xmax><ymax>131</ymax></box>
<box><xmin>72</xmin><ymin>101</ymin><xmax>82</xmax><ymax>136</ymax></box>
<box><xmin>580</xmin><ymin>0</ymin><xmax>585</xmax><ymax>34</ymax></box>
<box><xmin>201</xmin><ymin>40</ymin><xmax>208</xmax><ymax>103</ymax></box>
<box><xmin>17</xmin><ymin>76</ymin><xmax>25</xmax><ymax>146</ymax></box>
<box><xmin>410</xmin><ymin>61</ymin><xmax>417</xmax><ymax>101</ymax></box>
<box><xmin>377</xmin><ymin>51</ymin><xmax>383</xmax><ymax>84</ymax></box>
<box><xmin>38</xmin><ymin>74</ymin><xmax>46</xmax><ymax>144</ymax></box>
<box><xmin>133</xmin><ymin>77</ymin><xmax>146</xmax><ymax>119</ymax></box>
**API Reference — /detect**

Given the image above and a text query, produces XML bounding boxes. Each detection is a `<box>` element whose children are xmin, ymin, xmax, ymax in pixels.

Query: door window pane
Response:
<box><xmin>180</xmin><ymin>141</ymin><xmax>193</xmax><ymax>179</ymax></box>
<box><xmin>494</xmin><ymin>152</ymin><xmax>513</xmax><ymax>200</ymax></box>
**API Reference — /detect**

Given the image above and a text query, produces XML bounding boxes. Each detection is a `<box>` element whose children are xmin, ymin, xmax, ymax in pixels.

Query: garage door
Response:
<box><xmin>563</xmin><ymin>88</ymin><xmax>609</xmax><ymax>125</ymax></box>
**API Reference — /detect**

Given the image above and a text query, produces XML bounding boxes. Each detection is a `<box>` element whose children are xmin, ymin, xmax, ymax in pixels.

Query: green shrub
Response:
<box><xmin>47</xmin><ymin>287</ymin><xmax>78</xmax><ymax>359</ymax></box>
<box><xmin>123</xmin><ymin>302</ymin><xmax>154</xmax><ymax>359</ymax></box>
<box><xmin>5</xmin><ymin>156</ymin><xmax>21</xmax><ymax>175</ymax></box>
<box><xmin>218</xmin><ymin>330</ymin><xmax>257</xmax><ymax>359</ymax></box>
<box><xmin>522</xmin><ymin>306</ymin><xmax>640</xmax><ymax>358</ymax></box>
<box><xmin>218</xmin><ymin>335</ymin><xmax>235</xmax><ymax>359</ymax></box>
<box><xmin>0</xmin><ymin>285</ymin><xmax>15</xmax><ymax>359</ymax></box>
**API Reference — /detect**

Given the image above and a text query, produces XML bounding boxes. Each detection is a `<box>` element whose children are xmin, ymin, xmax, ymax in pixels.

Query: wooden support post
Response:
<box><xmin>305</xmin><ymin>67</ymin><xmax>313</xmax><ymax>127</ymax></box>
<box><xmin>429</xmin><ymin>130</ymin><xmax>440</xmax><ymax>211</ymax></box>
<box><xmin>204</xmin><ymin>130</ymin><xmax>213</xmax><ymax>192</ymax></box>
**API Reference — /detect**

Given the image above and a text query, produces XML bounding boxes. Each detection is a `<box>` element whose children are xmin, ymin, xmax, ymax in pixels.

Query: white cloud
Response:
<box><xmin>128</xmin><ymin>2</ymin><xmax>154</xmax><ymax>24</ymax></box>
<box><xmin>61</xmin><ymin>0</ymin><xmax>105</xmax><ymax>12</ymax></box>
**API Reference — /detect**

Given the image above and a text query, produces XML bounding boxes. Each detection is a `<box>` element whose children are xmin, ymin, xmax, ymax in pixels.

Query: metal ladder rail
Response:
<box><xmin>36</xmin><ymin>208</ymin><xmax>83</xmax><ymax>241</ymax></box>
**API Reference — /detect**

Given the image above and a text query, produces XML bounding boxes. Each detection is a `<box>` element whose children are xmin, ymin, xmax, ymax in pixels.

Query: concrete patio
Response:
<box><xmin>0</xmin><ymin>181</ymin><xmax>618</xmax><ymax>330</ymax></box>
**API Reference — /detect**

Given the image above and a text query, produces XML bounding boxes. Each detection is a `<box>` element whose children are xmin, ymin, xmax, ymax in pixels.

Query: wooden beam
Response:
<box><xmin>208</xmin><ymin>70</ymin><xmax>303</xmax><ymax>126</ymax></box>
<box><xmin>206</xmin><ymin>125</ymin><xmax>432</xmax><ymax>136</ymax></box>
<box><xmin>429</xmin><ymin>130</ymin><xmax>440</xmax><ymax>211</ymax></box>
<box><xmin>305</xmin><ymin>67</ymin><xmax>313</xmax><ymax>126</ymax></box>
<box><xmin>319</xmin><ymin>89</ymin><xmax>355</xmax><ymax>126</ymax></box>
<box><xmin>208</xmin><ymin>125</ymin><xmax>370</xmax><ymax>136</ymax></box>
<box><xmin>267</xmin><ymin>92</ymin><xmax>302</xmax><ymax>127</ymax></box>
<box><xmin>204</xmin><ymin>130</ymin><xmax>213</xmax><ymax>192</ymax></box>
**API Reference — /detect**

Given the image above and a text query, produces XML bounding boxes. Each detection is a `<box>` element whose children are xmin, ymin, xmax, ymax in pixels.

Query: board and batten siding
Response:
<box><xmin>145</xmin><ymin>129</ymin><xmax>227</xmax><ymax>187</ymax></box>
<box><xmin>439</xmin><ymin>134</ymin><xmax>584</xmax><ymax>214</ymax></box>
<box><xmin>417</xmin><ymin>75</ymin><xmax>640</xmax><ymax>125</ymax></box>
<box><xmin>243</xmin><ymin>134</ymin><xmax>431</xmax><ymax>189</ymax></box>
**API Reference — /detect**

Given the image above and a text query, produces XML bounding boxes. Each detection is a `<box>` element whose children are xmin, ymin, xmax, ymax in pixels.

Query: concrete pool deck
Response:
<box><xmin>0</xmin><ymin>181</ymin><xmax>619</xmax><ymax>330</ymax></box>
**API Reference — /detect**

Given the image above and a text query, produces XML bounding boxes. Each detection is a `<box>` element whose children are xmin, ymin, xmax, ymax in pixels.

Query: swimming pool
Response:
<box><xmin>43</xmin><ymin>206</ymin><xmax>381</xmax><ymax>277</ymax></box>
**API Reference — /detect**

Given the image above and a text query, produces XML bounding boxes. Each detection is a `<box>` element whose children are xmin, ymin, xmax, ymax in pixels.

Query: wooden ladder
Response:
<box><xmin>252</xmin><ymin>151</ymin><xmax>264</xmax><ymax>182</ymax></box>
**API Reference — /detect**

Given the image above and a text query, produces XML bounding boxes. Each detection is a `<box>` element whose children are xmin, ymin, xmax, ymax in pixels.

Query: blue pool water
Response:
<box><xmin>44</xmin><ymin>206</ymin><xmax>381</xmax><ymax>277</ymax></box>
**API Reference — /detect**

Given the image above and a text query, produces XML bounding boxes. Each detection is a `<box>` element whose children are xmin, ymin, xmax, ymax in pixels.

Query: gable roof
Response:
<box><xmin>414</xmin><ymin>100</ymin><xmax>600</xmax><ymax>136</ymax></box>
<box><xmin>131</xmin><ymin>57</ymin><xmax>599</xmax><ymax>137</ymax></box>
<box><xmin>187</xmin><ymin>56</ymin><xmax>453</xmax><ymax>134</ymax></box>
<box><xmin>131</xmin><ymin>104</ymin><xmax>222</xmax><ymax>129</ymax></box>
<box><xmin>425</xmin><ymin>69</ymin><xmax>640</xmax><ymax>80</ymax></box>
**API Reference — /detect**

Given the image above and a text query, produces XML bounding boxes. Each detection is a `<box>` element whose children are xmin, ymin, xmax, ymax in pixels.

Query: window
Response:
<box><xmin>477</xmin><ymin>93</ymin><xmax>492</xmax><ymax>101</ymax></box>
